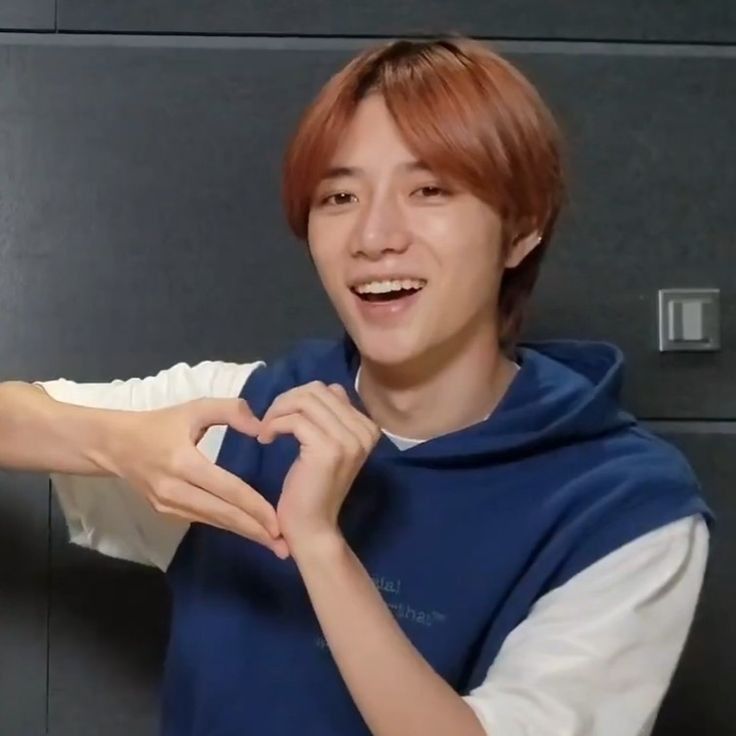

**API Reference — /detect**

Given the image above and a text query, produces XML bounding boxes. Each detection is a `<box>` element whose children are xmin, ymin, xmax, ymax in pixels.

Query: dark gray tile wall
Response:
<box><xmin>0</xmin><ymin>40</ymin><xmax>342</xmax><ymax>384</ymax></box>
<box><xmin>56</xmin><ymin>0</ymin><xmax>736</xmax><ymax>43</ymax></box>
<box><xmin>651</xmin><ymin>430</ymin><xmax>734</xmax><ymax>735</ymax></box>
<box><xmin>48</xmin><ymin>503</ymin><xmax>168</xmax><ymax>736</ymax></box>
<box><xmin>0</xmin><ymin>0</ymin><xmax>54</xmax><ymax>31</ymax></box>
<box><xmin>3</xmin><ymin>39</ymin><xmax>733</xmax><ymax>418</ymax></box>
<box><xmin>0</xmin><ymin>6</ymin><xmax>732</xmax><ymax>735</ymax></box>
<box><xmin>0</xmin><ymin>472</ymin><xmax>49</xmax><ymax>736</ymax></box>
<box><xmin>515</xmin><ymin>47</ymin><xmax>736</xmax><ymax>418</ymax></box>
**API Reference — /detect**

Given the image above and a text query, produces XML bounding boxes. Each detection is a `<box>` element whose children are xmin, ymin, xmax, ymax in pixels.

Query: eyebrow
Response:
<box><xmin>320</xmin><ymin>160</ymin><xmax>433</xmax><ymax>180</ymax></box>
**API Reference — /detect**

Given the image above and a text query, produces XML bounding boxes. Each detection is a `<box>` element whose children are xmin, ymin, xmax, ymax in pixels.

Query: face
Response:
<box><xmin>307</xmin><ymin>94</ymin><xmax>535</xmax><ymax>371</ymax></box>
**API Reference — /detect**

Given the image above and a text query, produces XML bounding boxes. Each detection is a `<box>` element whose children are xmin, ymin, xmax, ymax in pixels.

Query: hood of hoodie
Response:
<box><xmin>335</xmin><ymin>333</ymin><xmax>636</xmax><ymax>463</ymax></box>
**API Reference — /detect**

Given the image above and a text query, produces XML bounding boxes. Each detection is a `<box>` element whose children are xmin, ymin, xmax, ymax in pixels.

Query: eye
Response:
<box><xmin>412</xmin><ymin>185</ymin><xmax>450</xmax><ymax>199</ymax></box>
<box><xmin>320</xmin><ymin>192</ymin><xmax>358</xmax><ymax>207</ymax></box>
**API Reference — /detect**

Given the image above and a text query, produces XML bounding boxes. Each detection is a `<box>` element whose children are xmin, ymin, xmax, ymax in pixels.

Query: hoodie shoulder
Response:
<box><xmin>543</xmin><ymin>421</ymin><xmax>712</xmax><ymax>594</ymax></box>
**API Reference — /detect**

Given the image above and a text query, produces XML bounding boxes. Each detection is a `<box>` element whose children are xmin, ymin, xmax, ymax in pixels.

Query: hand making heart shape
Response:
<box><xmin>257</xmin><ymin>381</ymin><xmax>382</xmax><ymax>555</ymax></box>
<box><xmin>101</xmin><ymin>381</ymin><xmax>378</xmax><ymax>562</ymax></box>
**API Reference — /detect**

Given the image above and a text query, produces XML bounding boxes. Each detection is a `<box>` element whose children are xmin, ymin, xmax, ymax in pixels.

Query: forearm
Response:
<box><xmin>0</xmin><ymin>381</ymin><xmax>126</xmax><ymax>474</ymax></box>
<box><xmin>292</xmin><ymin>533</ymin><xmax>486</xmax><ymax>736</ymax></box>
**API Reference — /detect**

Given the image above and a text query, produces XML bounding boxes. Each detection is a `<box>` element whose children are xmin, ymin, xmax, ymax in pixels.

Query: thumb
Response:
<box><xmin>190</xmin><ymin>398</ymin><xmax>261</xmax><ymax>436</ymax></box>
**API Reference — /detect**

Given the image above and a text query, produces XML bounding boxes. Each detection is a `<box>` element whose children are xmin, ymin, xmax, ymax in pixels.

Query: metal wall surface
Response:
<box><xmin>652</xmin><ymin>429</ymin><xmax>735</xmax><ymax>736</ymax></box>
<box><xmin>0</xmin><ymin>471</ymin><xmax>48</xmax><ymax>735</ymax></box>
<box><xmin>0</xmin><ymin>0</ymin><xmax>54</xmax><ymax>31</ymax></box>
<box><xmin>0</xmin><ymin>6</ymin><xmax>733</xmax><ymax>734</ymax></box>
<box><xmin>56</xmin><ymin>0</ymin><xmax>736</xmax><ymax>43</ymax></box>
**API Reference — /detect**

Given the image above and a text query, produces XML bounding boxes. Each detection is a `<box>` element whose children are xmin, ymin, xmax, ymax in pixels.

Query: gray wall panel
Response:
<box><xmin>0</xmin><ymin>37</ymin><xmax>339</xmax><ymax>736</ymax></box>
<box><xmin>0</xmin><ymin>38</ymin><xmax>342</xmax><ymax>385</ymax></box>
<box><xmin>0</xmin><ymin>33</ymin><xmax>733</xmax><ymax>734</ymax></box>
<box><xmin>48</xmin><ymin>501</ymin><xmax>166</xmax><ymax>736</ymax></box>
<box><xmin>0</xmin><ymin>0</ymin><xmax>55</xmax><ymax>31</ymax></box>
<box><xmin>1</xmin><ymin>38</ymin><xmax>733</xmax><ymax>416</ymax></box>
<box><xmin>514</xmin><ymin>49</ymin><xmax>736</xmax><ymax>419</ymax></box>
<box><xmin>56</xmin><ymin>1</ymin><xmax>736</xmax><ymax>44</ymax></box>
<box><xmin>0</xmin><ymin>473</ymin><xmax>49</xmax><ymax>736</ymax></box>
<box><xmin>651</xmin><ymin>431</ymin><xmax>734</xmax><ymax>736</ymax></box>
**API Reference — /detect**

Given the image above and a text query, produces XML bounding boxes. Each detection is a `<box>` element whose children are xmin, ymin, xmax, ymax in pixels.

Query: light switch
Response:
<box><xmin>667</xmin><ymin>299</ymin><xmax>705</xmax><ymax>342</ymax></box>
<box><xmin>658</xmin><ymin>289</ymin><xmax>720</xmax><ymax>352</ymax></box>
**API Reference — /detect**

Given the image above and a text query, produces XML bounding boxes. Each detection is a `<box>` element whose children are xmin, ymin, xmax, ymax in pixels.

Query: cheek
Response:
<box><xmin>307</xmin><ymin>218</ymin><xmax>349</xmax><ymax>291</ymax></box>
<box><xmin>455</xmin><ymin>244</ymin><xmax>501</xmax><ymax>307</ymax></box>
<box><xmin>412</xmin><ymin>208</ymin><xmax>457</xmax><ymax>244</ymax></box>
<box><xmin>416</xmin><ymin>209</ymin><xmax>502</xmax><ymax>277</ymax></box>
<box><xmin>308</xmin><ymin>218</ymin><xmax>334</xmax><ymax>261</ymax></box>
<box><xmin>308</xmin><ymin>213</ymin><xmax>353</xmax><ymax>254</ymax></box>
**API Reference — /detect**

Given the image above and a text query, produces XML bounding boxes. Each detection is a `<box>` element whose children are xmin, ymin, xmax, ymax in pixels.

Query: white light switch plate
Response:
<box><xmin>658</xmin><ymin>288</ymin><xmax>720</xmax><ymax>352</ymax></box>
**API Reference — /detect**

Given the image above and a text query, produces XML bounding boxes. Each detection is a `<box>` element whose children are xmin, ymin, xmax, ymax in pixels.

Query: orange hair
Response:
<box><xmin>282</xmin><ymin>37</ymin><xmax>565</xmax><ymax>346</ymax></box>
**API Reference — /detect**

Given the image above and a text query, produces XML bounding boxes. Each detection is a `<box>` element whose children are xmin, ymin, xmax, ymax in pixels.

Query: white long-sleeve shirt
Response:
<box><xmin>36</xmin><ymin>360</ymin><xmax>709</xmax><ymax>736</ymax></box>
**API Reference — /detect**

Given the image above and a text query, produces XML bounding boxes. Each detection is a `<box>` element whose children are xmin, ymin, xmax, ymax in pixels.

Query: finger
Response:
<box><xmin>266</xmin><ymin>391</ymin><xmax>352</xmax><ymax>443</ymax></box>
<box><xmin>278</xmin><ymin>384</ymin><xmax>377</xmax><ymax>453</ymax></box>
<box><xmin>258</xmin><ymin>413</ymin><xmax>331</xmax><ymax>454</ymax></box>
<box><xmin>271</xmin><ymin>537</ymin><xmax>290</xmax><ymax>559</ymax></box>
<box><xmin>259</xmin><ymin>386</ymin><xmax>307</xmax><ymax>428</ymax></box>
<box><xmin>325</xmin><ymin>382</ymin><xmax>375</xmax><ymax>425</ymax></box>
<box><xmin>158</xmin><ymin>483</ymin><xmax>288</xmax><ymax>558</ymax></box>
<box><xmin>263</xmin><ymin>383</ymin><xmax>357</xmax><ymax>434</ymax></box>
<box><xmin>260</xmin><ymin>381</ymin><xmax>346</xmax><ymax>427</ymax></box>
<box><xmin>260</xmin><ymin>383</ymin><xmax>378</xmax><ymax>452</ymax></box>
<box><xmin>186</xmin><ymin>452</ymin><xmax>281</xmax><ymax>538</ymax></box>
<box><xmin>190</xmin><ymin>397</ymin><xmax>262</xmax><ymax>437</ymax></box>
<box><xmin>327</xmin><ymin>383</ymin><xmax>350</xmax><ymax>401</ymax></box>
<box><xmin>315</xmin><ymin>384</ymin><xmax>379</xmax><ymax>450</ymax></box>
<box><xmin>312</xmin><ymin>389</ymin><xmax>377</xmax><ymax>453</ymax></box>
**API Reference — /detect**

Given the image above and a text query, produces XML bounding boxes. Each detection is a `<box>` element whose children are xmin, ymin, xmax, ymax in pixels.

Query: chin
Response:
<box><xmin>350</xmin><ymin>329</ymin><xmax>426</xmax><ymax>370</ymax></box>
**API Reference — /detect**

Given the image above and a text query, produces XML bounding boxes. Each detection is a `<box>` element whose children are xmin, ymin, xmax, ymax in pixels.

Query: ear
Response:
<box><xmin>504</xmin><ymin>231</ymin><xmax>543</xmax><ymax>269</ymax></box>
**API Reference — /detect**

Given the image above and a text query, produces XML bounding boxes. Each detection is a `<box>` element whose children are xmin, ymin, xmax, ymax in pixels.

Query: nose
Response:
<box><xmin>352</xmin><ymin>191</ymin><xmax>411</xmax><ymax>259</ymax></box>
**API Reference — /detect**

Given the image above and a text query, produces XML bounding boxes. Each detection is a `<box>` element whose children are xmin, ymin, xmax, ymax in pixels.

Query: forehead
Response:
<box><xmin>329</xmin><ymin>94</ymin><xmax>415</xmax><ymax>166</ymax></box>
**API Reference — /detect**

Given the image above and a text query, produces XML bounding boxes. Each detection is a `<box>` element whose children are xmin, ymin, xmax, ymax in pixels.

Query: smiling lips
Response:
<box><xmin>348</xmin><ymin>279</ymin><xmax>427</xmax><ymax>324</ymax></box>
<box><xmin>350</xmin><ymin>277</ymin><xmax>427</xmax><ymax>302</ymax></box>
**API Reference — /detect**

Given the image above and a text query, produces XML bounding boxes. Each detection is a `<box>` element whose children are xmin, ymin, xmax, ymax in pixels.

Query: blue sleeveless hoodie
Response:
<box><xmin>162</xmin><ymin>334</ymin><xmax>711</xmax><ymax>735</ymax></box>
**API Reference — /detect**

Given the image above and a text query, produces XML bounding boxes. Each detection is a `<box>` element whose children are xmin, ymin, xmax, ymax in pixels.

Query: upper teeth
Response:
<box><xmin>353</xmin><ymin>278</ymin><xmax>426</xmax><ymax>294</ymax></box>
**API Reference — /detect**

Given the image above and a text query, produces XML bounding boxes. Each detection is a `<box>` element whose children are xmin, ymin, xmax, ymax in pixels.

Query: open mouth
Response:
<box><xmin>350</xmin><ymin>280</ymin><xmax>427</xmax><ymax>304</ymax></box>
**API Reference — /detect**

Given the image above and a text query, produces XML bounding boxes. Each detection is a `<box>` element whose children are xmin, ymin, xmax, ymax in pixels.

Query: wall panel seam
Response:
<box><xmin>0</xmin><ymin>30</ymin><xmax>735</xmax><ymax>57</ymax></box>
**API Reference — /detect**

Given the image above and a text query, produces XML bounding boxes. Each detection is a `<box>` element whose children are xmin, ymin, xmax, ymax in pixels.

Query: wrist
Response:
<box><xmin>82</xmin><ymin>408</ymin><xmax>139</xmax><ymax>477</ymax></box>
<box><xmin>288</xmin><ymin>527</ymin><xmax>348</xmax><ymax>566</ymax></box>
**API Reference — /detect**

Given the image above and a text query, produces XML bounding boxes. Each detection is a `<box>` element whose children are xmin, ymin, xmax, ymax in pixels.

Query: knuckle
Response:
<box><xmin>153</xmin><ymin>477</ymin><xmax>178</xmax><ymax>505</ymax></box>
<box><xmin>148</xmin><ymin>493</ymin><xmax>168</xmax><ymax>514</ymax></box>
<box><xmin>169</xmin><ymin>445</ymin><xmax>194</xmax><ymax>474</ymax></box>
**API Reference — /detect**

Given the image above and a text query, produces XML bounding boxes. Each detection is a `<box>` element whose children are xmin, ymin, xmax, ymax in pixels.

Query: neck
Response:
<box><xmin>356</xmin><ymin>323</ymin><xmax>517</xmax><ymax>441</ymax></box>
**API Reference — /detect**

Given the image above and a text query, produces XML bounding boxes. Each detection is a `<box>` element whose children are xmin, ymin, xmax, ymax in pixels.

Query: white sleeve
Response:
<box><xmin>463</xmin><ymin>514</ymin><xmax>709</xmax><ymax>736</ymax></box>
<box><xmin>36</xmin><ymin>359</ymin><xmax>264</xmax><ymax>571</ymax></box>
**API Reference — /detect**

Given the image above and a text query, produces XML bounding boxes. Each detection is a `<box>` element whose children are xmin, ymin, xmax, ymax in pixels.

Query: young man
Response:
<box><xmin>0</xmin><ymin>38</ymin><xmax>711</xmax><ymax>736</ymax></box>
